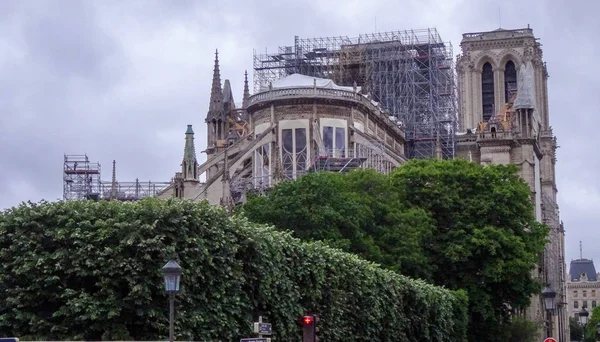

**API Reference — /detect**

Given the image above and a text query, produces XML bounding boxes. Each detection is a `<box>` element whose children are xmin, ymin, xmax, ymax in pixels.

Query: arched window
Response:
<box><xmin>481</xmin><ymin>62</ymin><xmax>495</xmax><ymax>121</ymax></box>
<box><xmin>281</xmin><ymin>128</ymin><xmax>308</xmax><ymax>180</ymax></box>
<box><xmin>504</xmin><ymin>60</ymin><xmax>517</xmax><ymax>103</ymax></box>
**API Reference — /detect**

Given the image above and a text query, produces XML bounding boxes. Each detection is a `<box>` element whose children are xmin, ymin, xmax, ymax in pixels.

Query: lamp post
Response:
<box><xmin>542</xmin><ymin>286</ymin><xmax>557</xmax><ymax>338</ymax></box>
<box><xmin>162</xmin><ymin>260</ymin><xmax>183</xmax><ymax>342</ymax></box>
<box><xmin>579</xmin><ymin>307</ymin><xmax>589</xmax><ymax>342</ymax></box>
<box><xmin>596</xmin><ymin>322</ymin><xmax>600</xmax><ymax>341</ymax></box>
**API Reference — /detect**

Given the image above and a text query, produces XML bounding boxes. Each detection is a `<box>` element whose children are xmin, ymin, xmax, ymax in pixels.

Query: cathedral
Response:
<box><xmin>454</xmin><ymin>27</ymin><xmax>568</xmax><ymax>340</ymax></box>
<box><xmin>156</xmin><ymin>27</ymin><xmax>568</xmax><ymax>340</ymax></box>
<box><xmin>157</xmin><ymin>50</ymin><xmax>407</xmax><ymax>208</ymax></box>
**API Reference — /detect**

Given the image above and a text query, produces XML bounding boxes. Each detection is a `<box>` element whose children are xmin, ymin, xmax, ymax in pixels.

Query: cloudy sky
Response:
<box><xmin>1</xmin><ymin>0</ymin><xmax>597</xmax><ymax>264</ymax></box>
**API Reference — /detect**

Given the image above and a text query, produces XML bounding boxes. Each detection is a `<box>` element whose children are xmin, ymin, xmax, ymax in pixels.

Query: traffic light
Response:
<box><xmin>300</xmin><ymin>314</ymin><xmax>319</xmax><ymax>342</ymax></box>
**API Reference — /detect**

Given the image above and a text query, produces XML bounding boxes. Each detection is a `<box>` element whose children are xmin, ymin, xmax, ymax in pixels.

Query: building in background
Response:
<box><xmin>454</xmin><ymin>27</ymin><xmax>567</xmax><ymax>341</ymax></box>
<box><xmin>567</xmin><ymin>246</ymin><xmax>600</xmax><ymax>318</ymax></box>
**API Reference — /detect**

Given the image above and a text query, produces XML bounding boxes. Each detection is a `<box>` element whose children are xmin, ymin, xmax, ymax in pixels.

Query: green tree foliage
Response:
<box><xmin>505</xmin><ymin>316</ymin><xmax>540</xmax><ymax>342</ymax></box>
<box><xmin>392</xmin><ymin>159</ymin><xmax>549</xmax><ymax>340</ymax></box>
<box><xmin>242</xmin><ymin>158</ymin><xmax>549</xmax><ymax>342</ymax></box>
<box><xmin>585</xmin><ymin>306</ymin><xmax>600</xmax><ymax>340</ymax></box>
<box><xmin>0</xmin><ymin>198</ymin><xmax>467</xmax><ymax>341</ymax></box>
<box><xmin>242</xmin><ymin>170</ymin><xmax>435</xmax><ymax>279</ymax></box>
<box><xmin>570</xmin><ymin>316</ymin><xmax>584</xmax><ymax>341</ymax></box>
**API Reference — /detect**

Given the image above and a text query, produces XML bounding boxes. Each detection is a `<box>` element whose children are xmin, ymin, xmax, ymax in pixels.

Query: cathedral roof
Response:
<box><xmin>569</xmin><ymin>259</ymin><xmax>598</xmax><ymax>282</ymax></box>
<box><xmin>260</xmin><ymin>73</ymin><xmax>360</xmax><ymax>92</ymax></box>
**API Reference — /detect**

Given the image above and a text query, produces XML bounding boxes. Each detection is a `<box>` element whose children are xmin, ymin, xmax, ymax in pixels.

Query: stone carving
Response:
<box><xmin>497</xmin><ymin>49</ymin><xmax>523</xmax><ymax>69</ymax></box>
<box><xmin>472</xmin><ymin>50</ymin><xmax>498</xmax><ymax>70</ymax></box>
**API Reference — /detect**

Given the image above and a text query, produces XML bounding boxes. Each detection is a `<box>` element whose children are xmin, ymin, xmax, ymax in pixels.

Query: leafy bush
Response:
<box><xmin>0</xmin><ymin>198</ymin><xmax>468</xmax><ymax>341</ymax></box>
<box><xmin>506</xmin><ymin>316</ymin><xmax>540</xmax><ymax>342</ymax></box>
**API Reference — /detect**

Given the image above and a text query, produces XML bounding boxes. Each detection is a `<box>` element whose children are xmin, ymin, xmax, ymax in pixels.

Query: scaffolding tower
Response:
<box><xmin>253</xmin><ymin>28</ymin><xmax>457</xmax><ymax>159</ymax></box>
<box><xmin>63</xmin><ymin>154</ymin><xmax>102</xmax><ymax>201</ymax></box>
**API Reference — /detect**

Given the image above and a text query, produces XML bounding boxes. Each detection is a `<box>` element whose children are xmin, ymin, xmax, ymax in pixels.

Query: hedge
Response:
<box><xmin>0</xmin><ymin>198</ymin><xmax>468</xmax><ymax>341</ymax></box>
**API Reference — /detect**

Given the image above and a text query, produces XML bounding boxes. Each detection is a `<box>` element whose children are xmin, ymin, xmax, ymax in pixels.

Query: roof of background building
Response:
<box><xmin>569</xmin><ymin>259</ymin><xmax>598</xmax><ymax>282</ymax></box>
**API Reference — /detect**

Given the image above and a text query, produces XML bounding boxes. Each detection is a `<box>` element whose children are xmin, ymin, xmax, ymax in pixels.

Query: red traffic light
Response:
<box><xmin>303</xmin><ymin>316</ymin><xmax>314</xmax><ymax>325</ymax></box>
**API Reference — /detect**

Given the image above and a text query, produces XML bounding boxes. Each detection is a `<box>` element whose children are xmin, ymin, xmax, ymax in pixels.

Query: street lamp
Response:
<box><xmin>580</xmin><ymin>307</ymin><xmax>589</xmax><ymax>341</ymax></box>
<box><xmin>162</xmin><ymin>260</ymin><xmax>183</xmax><ymax>342</ymax></box>
<box><xmin>580</xmin><ymin>307</ymin><xmax>589</xmax><ymax>325</ymax></box>
<box><xmin>542</xmin><ymin>287</ymin><xmax>557</xmax><ymax>311</ymax></box>
<box><xmin>542</xmin><ymin>287</ymin><xmax>557</xmax><ymax>338</ymax></box>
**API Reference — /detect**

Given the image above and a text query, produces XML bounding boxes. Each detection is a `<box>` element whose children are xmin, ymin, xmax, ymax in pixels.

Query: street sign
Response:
<box><xmin>253</xmin><ymin>322</ymin><xmax>272</xmax><ymax>335</ymax></box>
<box><xmin>543</xmin><ymin>338</ymin><xmax>557</xmax><ymax>342</ymax></box>
<box><xmin>240</xmin><ymin>338</ymin><xmax>270</xmax><ymax>342</ymax></box>
<box><xmin>0</xmin><ymin>339</ymin><xmax>19</xmax><ymax>342</ymax></box>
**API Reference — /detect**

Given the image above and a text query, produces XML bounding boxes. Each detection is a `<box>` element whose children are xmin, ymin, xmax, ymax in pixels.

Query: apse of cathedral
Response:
<box><xmin>158</xmin><ymin>49</ymin><xmax>406</xmax><ymax>208</ymax></box>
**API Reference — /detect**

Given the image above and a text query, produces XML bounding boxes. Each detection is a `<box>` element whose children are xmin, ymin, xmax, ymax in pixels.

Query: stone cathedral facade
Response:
<box><xmin>455</xmin><ymin>27</ymin><xmax>568</xmax><ymax>340</ymax></box>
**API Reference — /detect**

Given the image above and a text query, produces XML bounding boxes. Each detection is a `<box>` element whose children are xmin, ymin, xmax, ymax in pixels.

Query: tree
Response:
<box><xmin>585</xmin><ymin>306</ymin><xmax>600</xmax><ymax>340</ymax></box>
<box><xmin>242</xmin><ymin>170</ymin><xmax>435</xmax><ymax>279</ymax></box>
<box><xmin>505</xmin><ymin>316</ymin><xmax>540</xmax><ymax>342</ymax></box>
<box><xmin>570</xmin><ymin>316</ymin><xmax>583</xmax><ymax>341</ymax></box>
<box><xmin>243</xmin><ymin>159</ymin><xmax>549</xmax><ymax>342</ymax></box>
<box><xmin>390</xmin><ymin>159</ymin><xmax>549</xmax><ymax>341</ymax></box>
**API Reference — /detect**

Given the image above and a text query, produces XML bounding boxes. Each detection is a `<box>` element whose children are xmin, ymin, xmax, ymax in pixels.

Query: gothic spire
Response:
<box><xmin>207</xmin><ymin>49</ymin><xmax>224</xmax><ymax>121</ymax></box>
<box><xmin>242</xmin><ymin>70</ymin><xmax>250</xmax><ymax>109</ymax></box>
<box><xmin>182</xmin><ymin>125</ymin><xmax>198</xmax><ymax>181</ymax></box>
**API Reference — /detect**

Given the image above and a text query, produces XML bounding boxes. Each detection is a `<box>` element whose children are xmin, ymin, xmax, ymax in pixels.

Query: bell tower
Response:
<box><xmin>455</xmin><ymin>27</ymin><xmax>567</xmax><ymax>341</ymax></box>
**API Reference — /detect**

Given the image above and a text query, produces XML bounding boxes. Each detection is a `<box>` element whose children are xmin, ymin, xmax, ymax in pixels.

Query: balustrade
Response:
<box><xmin>247</xmin><ymin>87</ymin><xmax>404</xmax><ymax>135</ymax></box>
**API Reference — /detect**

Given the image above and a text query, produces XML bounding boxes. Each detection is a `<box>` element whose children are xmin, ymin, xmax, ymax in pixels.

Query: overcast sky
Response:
<box><xmin>0</xmin><ymin>0</ymin><xmax>597</xmax><ymax>265</ymax></box>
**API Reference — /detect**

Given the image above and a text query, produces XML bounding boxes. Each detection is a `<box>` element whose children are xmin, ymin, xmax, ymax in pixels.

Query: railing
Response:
<box><xmin>248</xmin><ymin>87</ymin><xmax>364</xmax><ymax>107</ymax></box>
<box><xmin>540</xmin><ymin>129</ymin><xmax>554</xmax><ymax>138</ymax></box>
<box><xmin>462</xmin><ymin>28</ymin><xmax>533</xmax><ymax>39</ymax></box>
<box><xmin>247</xmin><ymin>87</ymin><xmax>404</xmax><ymax>135</ymax></box>
<box><xmin>478</xmin><ymin>131</ymin><xmax>513</xmax><ymax>140</ymax></box>
<box><xmin>99</xmin><ymin>180</ymin><xmax>171</xmax><ymax>200</ymax></box>
<box><xmin>314</xmin><ymin>148</ymin><xmax>382</xmax><ymax>159</ymax></box>
<box><xmin>230</xmin><ymin>171</ymin><xmax>311</xmax><ymax>194</ymax></box>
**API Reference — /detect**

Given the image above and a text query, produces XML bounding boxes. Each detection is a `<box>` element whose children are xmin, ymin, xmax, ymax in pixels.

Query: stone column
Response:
<box><xmin>472</xmin><ymin>71</ymin><xmax>481</xmax><ymax>128</ymax></box>
<box><xmin>494</xmin><ymin>67</ymin><xmax>505</xmax><ymax>113</ymax></box>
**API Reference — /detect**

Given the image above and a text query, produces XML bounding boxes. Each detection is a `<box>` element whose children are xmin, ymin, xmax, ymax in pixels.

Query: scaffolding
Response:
<box><xmin>98</xmin><ymin>180</ymin><xmax>171</xmax><ymax>201</ymax></box>
<box><xmin>253</xmin><ymin>28</ymin><xmax>457</xmax><ymax>159</ymax></box>
<box><xmin>63</xmin><ymin>154</ymin><xmax>102</xmax><ymax>201</ymax></box>
<box><xmin>63</xmin><ymin>154</ymin><xmax>171</xmax><ymax>201</ymax></box>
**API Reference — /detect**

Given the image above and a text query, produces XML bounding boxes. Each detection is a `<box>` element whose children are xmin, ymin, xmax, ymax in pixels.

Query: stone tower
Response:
<box><xmin>182</xmin><ymin>125</ymin><xmax>198</xmax><ymax>181</ymax></box>
<box><xmin>206</xmin><ymin>50</ymin><xmax>226</xmax><ymax>158</ymax></box>
<box><xmin>455</xmin><ymin>27</ymin><xmax>567</xmax><ymax>341</ymax></box>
